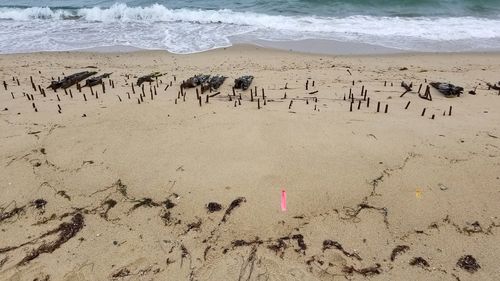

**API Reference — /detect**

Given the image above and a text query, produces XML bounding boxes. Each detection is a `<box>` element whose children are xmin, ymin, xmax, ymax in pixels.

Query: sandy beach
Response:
<box><xmin>1</xmin><ymin>45</ymin><xmax>499</xmax><ymax>280</ymax></box>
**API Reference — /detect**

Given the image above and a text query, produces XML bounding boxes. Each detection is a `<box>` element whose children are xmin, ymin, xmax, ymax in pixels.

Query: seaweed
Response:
<box><xmin>184</xmin><ymin>218</ymin><xmax>202</xmax><ymax>234</ymax></box>
<box><xmin>112</xmin><ymin>268</ymin><xmax>131</xmax><ymax>278</ymax></box>
<box><xmin>322</xmin><ymin>240</ymin><xmax>362</xmax><ymax>260</ymax></box>
<box><xmin>18</xmin><ymin>213</ymin><xmax>84</xmax><ymax>266</ymax></box>
<box><xmin>456</xmin><ymin>255</ymin><xmax>480</xmax><ymax>273</ymax></box>
<box><xmin>100</xmin><ymin>199</ymin><xmax>117</xmax><ymax>220</ymax></box>
<box><xmin>221</xmin><ymin>197</ymin><xmax>246</xmax><ymax>223</ymax></box>
<box><xmin>267</xmin><ymin>238</ymin><xmax>287</xmax><ymax>258</ymax></box>
<box><xmin>0</xmin><ymin>203</ymin><xmax>26</xmax><ymax>223</ymax></box>
<box><xmin>129</xmin><ymin>198</ymin><xmax>160</xmax><ymax>213</ymax></box>
<box><xmin>206</xmin><ymin>202</ymin><xmax>222</xmax><ymax>213</ymax></box>
<box><xmin>342</xmin><ymin>263</ymin><xmax>381</xmax><ymax>276</ymax></box>
<box><xmin>32</xmin><ymin>199</ymin><xmax>47</xmax><ymax>210</ymax></box>
<box><xmin>390</xmin><ymin>245</ymin><xmax>410</xmax><ymax>261</ymax></box>
<box><xmin>291</xmin><ymin>234</ymin><xmax>307</xmax><ymax>254</ymax></box>
<box><xmin>409</xmin><ymin>257</ymin><xmax>430</xmax><ymax>268</ymax></box>
<box><xmin>231</xmin><ymin>237</ymin><xmax>263</xmax><ymax>249</ymax></box>
<box><xmin>163</xmin><ymin>199</ymin><xmax>176</xmax><ymax>209</ymax></box>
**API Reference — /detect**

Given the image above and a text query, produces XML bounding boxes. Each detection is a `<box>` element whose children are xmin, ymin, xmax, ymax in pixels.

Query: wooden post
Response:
<box><xmin>206</xmin><ymin>94</ymin><xmax>209</xmax><ymax>103</ymax></box>
<box><xmin>83</xmin><ymin>94</ymin><xmax>87</xmax><ymax>101</ymax></box>
<box><xmin>289</xmin><ymin>100</ymin><xmax>293</xmax><ymax>109</ymax></box>
<box><xmin>367</xmin><ymin>97</ymin><xmax>370</xmax><ymax>107</ymax></box>
<box><xmin>257</xmin><ymin>98</ymin><xmax>260</xmax><ymax>109</ymax></box>
<box><xmin>431</xmin><ymin>114</ymin><xmax>435</xmax><ymax>119</ymax></box>
<box><xmin>405</xmin><ymin>101</ymin><xmax>411</xmax><ymax>109</ymax></box>
<box><xmin>377</xmin><ymin>101</ymin><xmax>380</xmax><ymax>112</ymax></box>
<box><xmin>350</xmin><ymin>101</ymin><xmax>353</xmax><ymax>112</ymax></box>
<box><xmin>117</xmin><ymin>95</ymin><xmax>122</xmax><ymax>102</ymax></box>
<box><xmin>102</xmin><ymin>82</ymin><xmax>105</xmax><ymax>94</ymax></box>
<box><xmin>421</xmin><ymin>108</ymin><xmax>426</xmax><ymax>116</ymax></box>
<box><xmin>384</xmin><ymin>81</ymin><xmax>387</xmax><ymax>87</ymax></box>
<box><xmin>448</xmin><ymin>106</ymin><xmax>452</xmax><ymax>116</ymax></box>
<box><xmin>306</xmin><ymin>80</ymin><xmax>309</xmax><ymax>90</ymax></box>
<box><xmin>198</xmin><ymin>97</ymin><xmax>202</xmax><ymax>107</ymax></box>
<box><xmin>357</xmin><ymin>100</ymin><xmax>361</xmax><ymax>110</ymax></box>
<box><xmin>418</xmin><ymin>84</ymin><xmax>422</xmax><ymax>93</ymax></box>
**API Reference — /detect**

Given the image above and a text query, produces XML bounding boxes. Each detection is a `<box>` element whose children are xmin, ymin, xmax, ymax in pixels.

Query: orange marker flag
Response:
<box><xmin>281</xmin><ymin>190</ymin><xmax>287</xmax><ymax>211</ymax></box>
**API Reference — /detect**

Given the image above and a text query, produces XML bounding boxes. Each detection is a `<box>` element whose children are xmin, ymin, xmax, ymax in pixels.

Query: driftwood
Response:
<box><xmin>234</xmin><ymin>76</ymin><xmax>254</xmax><ymax>91</ymax></box>
<box><xmin>209</xmin><ymin>75</ymin><xmax>226</xmax><ymax>90</ymax></box>
<box><xmin>84</xmin><ymin>73</ymin><xmax>112</xmax><ymax>87</ymax></box>
<box><xmin>48</xmin><ymin>71</ymin><xmax>96</xmax><ymax>90</ymax></box>
<box><xmin>182</xmin><ymin>74</ymin><xmax>210</xmax><ymax>88</ymax></box>
<box><xmin>419</xmin><ymin>85</ymin><xmax>432</xmax><ymax>101</ymax></box>
<box><xmin>486</xmin><ymin>82</ymin><xmax>500</xmax><ymax>91</ymax></box>
<box><xmin>430</xmin><ymin>82</ymin><xmax>463</xmax><ymax>97</ymax></box>
<box><xmin>400</xmin><ymin>81</ymin><xmax>412</xmax><ymax>97</ymax></box>
<box><xmin>137</xmin><ymin>72</ymin><xmax>164</xmax><ymax>86</ymax></box>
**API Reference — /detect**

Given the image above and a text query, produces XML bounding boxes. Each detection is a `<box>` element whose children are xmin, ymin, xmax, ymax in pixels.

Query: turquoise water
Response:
<box><xmin>0</xmin><ymin>0</ymin><xmax>499</xmax><ymax>53</ymax></box>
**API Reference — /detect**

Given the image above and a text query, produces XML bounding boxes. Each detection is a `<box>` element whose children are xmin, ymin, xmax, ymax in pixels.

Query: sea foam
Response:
<box><xmin>0</xmin><ymin>3</ymin><xmax>499</xmax><ymax>53</ymax></box>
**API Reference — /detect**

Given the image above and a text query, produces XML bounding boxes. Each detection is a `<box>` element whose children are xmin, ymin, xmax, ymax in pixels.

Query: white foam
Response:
<box><xmin>0</xmin><ymin>3</ymin><xmax>499</xmax><ymax>53</ymax></box>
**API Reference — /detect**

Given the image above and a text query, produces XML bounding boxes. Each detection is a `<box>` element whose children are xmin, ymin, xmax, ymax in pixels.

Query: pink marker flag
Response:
<box><xmin>281</xmin><ymin>189</ymin><xmax>287</xmax><ymax>211</ymax></box>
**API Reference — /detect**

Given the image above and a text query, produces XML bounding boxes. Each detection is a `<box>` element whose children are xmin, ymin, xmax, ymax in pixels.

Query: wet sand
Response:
<box><xmin>0</xmin><ymin>45</ymin><xmax>499</xmax><ymax>280</ymax></box>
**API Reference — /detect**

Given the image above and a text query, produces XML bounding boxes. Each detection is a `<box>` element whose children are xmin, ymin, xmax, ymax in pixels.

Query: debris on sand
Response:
<box><xmin>19</xmin><ymin>213</ymin><xmax>84</xmax><ymax>265</ymax></box>
<box><xmin>137</xmin><ymin>72</ymin><xmax>164</xmax><ymax>86</ymax></box>
<box><xmin>409</xmin><ymin>257</ymin><xmax>430</xmax><ymax>268</ymax></box>
<box><xmin>221</xmin><ymin>197</ymin><xmax>246</xmax><ymax>222</ymax></box>
<box><xmin>181</xmin><ymin>74</ymin><xmax>210</xmax><ymax>88</ymax></box>
<box><xmin>234</xmin><ymin>75</ymin><xmax>254</xmax><ymax>90</ymax></box>
<box><xmin>84</xmin><ymin>73</ymin><xmax>112</xmax><ymax>87</ymax></box>
<box><xmin>0</xmin><ymin>203</ymin><xmax>26</xmax><ymax>223</ymax></box>
<box><xmin>267</xmin><ymin>238</ymin><xmax>287</xmax><ymax>258</ymax></box>
<box><xmin>32</xmin><ymin>199</ymin><xmax>47</xmax><ymax>211</ymax></box>
<box><xmin>48</xmin><ymin>71</ymin><xmax>96</xmax><ymax>90</ymax></box>
<box><xmin>390</xmin><ymin>245</ymin><xmax>410</xmax><ymax>261</ymax></box>
<box><xmin>206</xmin><ymin>202</ymin><xmax>223</xmax><ymax>213</ymax></box>
<box><xmin>323</xmin><ymin>240</ymin><xmax>362</xmax><ymax>260</ymax></box>
<box><xmin>457</xmin><ymin>255</ymin><xmax>480</xmax><ymax>273</ymax></box>
<box><xmin>429</xmin><ymin>82</ymin><xmax>463</xmax><ymax>97</ymax></box>
<box><xmin>209</xmin><ymin>75</ymin><xmax>227</xmax><ymax>90</ymax></box>
<box><xmin>343</xmin><ymin>263</ymin><xmax>382</xmax><ymax>276</ymax></box>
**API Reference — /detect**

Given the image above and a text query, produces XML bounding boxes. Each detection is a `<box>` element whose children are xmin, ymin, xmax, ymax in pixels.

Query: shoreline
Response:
<box><xmin>2</xmin><ymin>39</ymin><xmax>500</xmax><ymax>57</ymax></box>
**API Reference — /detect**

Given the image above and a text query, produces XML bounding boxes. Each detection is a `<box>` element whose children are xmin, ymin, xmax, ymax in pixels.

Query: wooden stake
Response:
<box><xmin>448</xmin><ymin>106</ymin><xmax>452</xmax><ymax>116</ymax></box>
<box><xmin>384</xmin><ymin>104</ymin><xmax>388</xmax><ymax>113</ymax></box>
<box><xmin>405</xmin><ymin>101</ymin><xmax>411</xmax><ymax>109</ymax></box>
<box><xmin>377</xmin><ymin>101</ymin><xmax>380</xmax><ymax>112</ymax></box>
<box><xmin>421</xmin><ymin>108</ymin><xmax>426</xmax><ymax>116</ymax></box>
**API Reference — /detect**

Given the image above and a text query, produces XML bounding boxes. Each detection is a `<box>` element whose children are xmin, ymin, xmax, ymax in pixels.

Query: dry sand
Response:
<box><xmin>0</xmin><ymin>45</ymin><xmax>499</xmax><ymax>281</ymax></box>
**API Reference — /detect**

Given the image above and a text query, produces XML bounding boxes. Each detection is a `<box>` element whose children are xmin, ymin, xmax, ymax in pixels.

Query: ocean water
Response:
<box><xmin>0</xmin><ymin>0</ymin><xmax>499</xmax><ymax>54</ymax></box>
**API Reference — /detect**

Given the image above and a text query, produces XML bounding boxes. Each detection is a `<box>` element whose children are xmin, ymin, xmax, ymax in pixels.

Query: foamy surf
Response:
<box><xmin>0</xmin><ymin>3</ymin><xmax>499</xmax><ymax>54</ymax></box>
